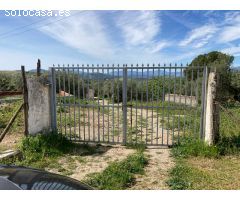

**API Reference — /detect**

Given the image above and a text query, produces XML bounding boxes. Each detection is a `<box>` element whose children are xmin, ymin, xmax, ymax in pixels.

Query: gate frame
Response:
<box><xmin>122</xmin><ymin>66</ymin><xmax>128</xmax><ymax>145</ymax></box>
<box><xmin>49</xmin><ymin>67</ymin><xmax>57</xmax><ymax>132</ymax></box>
<box><xmin>49</xmin><ymin>64</ymin><xmax>209</xmax><ymax>146</ymax></box>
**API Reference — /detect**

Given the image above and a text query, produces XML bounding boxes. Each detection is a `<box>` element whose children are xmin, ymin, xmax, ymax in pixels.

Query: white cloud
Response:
<box><xmin>218</xmin><ymin>25</ymin><xmax>240</xmax><ymax>43</ymax></box>
<box><xmin>179</xmin><ymin>24</ymin><xmax>218</xmax><ymax>48</ymax></box>
<box><xmin>117</xmin><ymin>11</ymin><xmax>160</xmax><ymax>46</ymax></box>
<box><xmin>149</xmin><ymin>41</ymin><xmax>171</xmax><ymax>53</ymax></box>
<box><xmin>224</xmin><ymin>11</ymin><xmax>240</xmax><ymax>24</ymax></box>
<box><xmin>217</xmin><ymin>12</ymin><xmax>240</xmax><ymax>43</ymax></box>
<box><xmin>221</xmin><ymin>45</ymin><xmax>240</xmax><ymax>57</ymax></box>
<box><xmin>39</xmin><ymin>11</ymin><xmax>115</xmax><ymax>59</ymax></box>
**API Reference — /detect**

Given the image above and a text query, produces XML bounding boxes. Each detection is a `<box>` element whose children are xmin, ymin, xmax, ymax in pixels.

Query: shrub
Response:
<box><xmin>171</xmin><ymin>137</ymin><xmax>219</xmax><ymax>158</ymax></box>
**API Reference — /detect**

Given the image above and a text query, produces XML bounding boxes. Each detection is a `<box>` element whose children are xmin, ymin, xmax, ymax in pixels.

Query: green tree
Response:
<box><xmin>186</xmin><ymin>51</ymin><xmax>234</xmax><ymax>101</ymax></box>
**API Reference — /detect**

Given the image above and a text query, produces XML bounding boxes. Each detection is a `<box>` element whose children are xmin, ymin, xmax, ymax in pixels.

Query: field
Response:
<box><xmin>167</xmin><ymin>104</ymin><xmax>240</xmax><ymax>190</ymax></box>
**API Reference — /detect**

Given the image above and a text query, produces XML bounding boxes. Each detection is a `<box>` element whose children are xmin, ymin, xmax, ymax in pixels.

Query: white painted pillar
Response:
<box><xmin>204</xmin><ymin>72</ymin><xmax>220</xmax><ymax>145</ymax></box>
<box><xmin>27</xmin><ymin>77</ymin><xmax>51</xmax><ymax>135</ymax></box>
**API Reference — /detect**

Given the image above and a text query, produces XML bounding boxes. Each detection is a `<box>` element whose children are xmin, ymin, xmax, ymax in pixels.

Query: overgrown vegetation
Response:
<box><xmin>0</xmin><ymin>71</ymin><xmax>22</xmax><ymax>91</ymax></box>
<box><xmin>0</xmin><ymin>100</ymin><xmax>23</xmax><ymax>132</ymax></box>
<box><xmin>167</xmin><ymin>104</ymin><xmax>240</xmax><ymax>190</ymax></box>
<box><xmin>84</xmin><ymin>147</ymin><xmax>148</xmax><ymax>190</ymax></box>
<box><xmin>0</xmin><ymin>133</ymin><xmax>97</xmax><ymax>170</ymax></box>
<box><xmin>167</xmin><ymin>137</ymin><xmax>240</xmax><ymax>189</ymax></box>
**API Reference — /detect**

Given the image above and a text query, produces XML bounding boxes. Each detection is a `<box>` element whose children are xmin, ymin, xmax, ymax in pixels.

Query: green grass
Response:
<box><xmin>0</xmin><ymin>100</ymin><xmax>23</xmax><ymax>131</ymax></box>
<box><xmin>167</xmin><ymin>103</ymin><xmax>240</xmax><ymax>190</ymax></box>
<box><xmin>0</xmin><ymin>133</ymin><xmax>98</xmax><ymax>170</ymax></box>
<box><xmin>84</xmin><ymin>149</ymin><xmax>148</xmax><ymax>190</ymax></box>
<box><xmin>167</xmin><ymin>156</ymin><xmax>240</xmax><ymax>190</ymax></box>
<box><xmin>171</xmin><ymin>137</ymin><xmax>219</xmax><ymax>159</ymax></box>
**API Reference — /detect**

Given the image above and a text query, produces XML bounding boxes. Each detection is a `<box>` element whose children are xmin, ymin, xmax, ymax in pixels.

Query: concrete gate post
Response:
<box><xmin>204</xmin><ymin>71</ymin><xmax>220</xmax><ymax>145</ymax></box>
<box><xmin>26</xmin><ymin>77</ymin><xmax>52</xmax><ymax>135</ymax></box>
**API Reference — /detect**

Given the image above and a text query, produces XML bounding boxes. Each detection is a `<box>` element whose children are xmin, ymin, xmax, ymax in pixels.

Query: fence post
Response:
<box><xmin>21</xmin><ymin>65</ymin><xmax>29</xmax><ymax>136</ymax></box>
<box><xmin>204</xmin><ymin>71</ymin><xmax>220</xmax><ymax>145</ymax></box>
<box><xmin>37</xmin><ymin>59</ymin><xmax>41</xmax><ymax>77</ymax></box>
<box><xmin>200</xmin><ymin>66</ymin><xmax>208</xmax><ymax>139</ymax></box>
<box><xmin>49</xmin><ymin>67</ymin><xmax>57</xmax><ymax>133</ymax></box>
<box><xmin>122</xmin><ymin>66</ymin><xmax>128</xmax><ymax>145</ymax></box>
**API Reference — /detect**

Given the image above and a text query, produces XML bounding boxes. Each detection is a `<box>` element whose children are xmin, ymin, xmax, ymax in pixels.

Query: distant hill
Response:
<box><xmin>55</xmin><ymin>69</ymin><xmax>183</xmax><ymax>79</ymax></box>
<box><xmin>231</xmin><ymin>66</ymin><xmax>240</xmax><ymax>71</ymax></box>
<box><xmin>28</xmin><ymin>69</ymin><xmax>48</xmax><ymax>73</ymax></box>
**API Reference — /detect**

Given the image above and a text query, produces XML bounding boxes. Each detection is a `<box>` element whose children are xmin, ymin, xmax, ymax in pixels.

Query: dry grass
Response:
<box><xmin>185</xmin><ymin>156</ymin><xmax>240</xmax><ymax>189</ymax></box>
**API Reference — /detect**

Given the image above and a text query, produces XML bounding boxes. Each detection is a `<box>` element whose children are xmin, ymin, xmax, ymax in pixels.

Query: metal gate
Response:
<box><xmin>49</xmin><ymin>64</ymin><xmax>208</xmax><ymax>146</ymax></box>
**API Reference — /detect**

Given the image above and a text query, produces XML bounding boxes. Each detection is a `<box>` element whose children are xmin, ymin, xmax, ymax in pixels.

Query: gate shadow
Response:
<box><xmin>67</xmin><ymin>143</ymin><xmax>113</xmax><ymax>157</ymax></box>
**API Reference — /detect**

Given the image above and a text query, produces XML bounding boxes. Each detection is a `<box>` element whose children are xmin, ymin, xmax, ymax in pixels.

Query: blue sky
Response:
<box><xmin>0</xmin><ymin>10</ymin><xmax>240</xmax><ymax>70</ymax></box>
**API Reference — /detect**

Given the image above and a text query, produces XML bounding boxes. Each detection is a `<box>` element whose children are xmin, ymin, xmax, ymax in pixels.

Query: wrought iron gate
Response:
<box><xmin>49</xmin><ymin>64</ymin><xmax>208</xmax><ymax>146</ymax></box>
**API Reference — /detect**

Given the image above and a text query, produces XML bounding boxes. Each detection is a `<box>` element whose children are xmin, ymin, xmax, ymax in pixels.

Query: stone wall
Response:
<box><xmin>27</xmin><ymin>77</ymin><xmax>51</xmax><ymax>135</ymax></box>
<box><xmin>164</xmin><ymin>94</ymin><xmax>197</xmax><ymax>107</ymax></box>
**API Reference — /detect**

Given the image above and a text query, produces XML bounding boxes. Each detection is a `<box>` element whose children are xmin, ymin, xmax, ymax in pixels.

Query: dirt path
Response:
<box><xmin>47</xmin><ymin>145</ymin><xmax>135</xmax><ymax>181</ymax></box>
<box><xmin>130</xmin><ymin>148</ymin><xmax>174</xmax><ymax>190</ymax></box>
<box><xmin>0</xmin><ymin>132</ymin><xmax>23</xmax><ymax>151</ymax></box>
<box><xmin>62</xmin><ymin>104</ymin><xmax>174</xmax><ymax>146</ymax></box>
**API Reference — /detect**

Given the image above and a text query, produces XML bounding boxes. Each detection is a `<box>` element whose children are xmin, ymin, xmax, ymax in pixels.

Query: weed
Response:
<box><xmin>171</xmin><ymin>137</ymin><xmax>219</xmax><ymax>158</ymax></box>
<box><xmin>84</xmin><ymin>151</ymin><xmax>148</xmax><ymax>189</ymax></box>
<box><xmin>0</xmin><ymin>133</ymin><xmax>98</xmax><ymax>170</ymax></box>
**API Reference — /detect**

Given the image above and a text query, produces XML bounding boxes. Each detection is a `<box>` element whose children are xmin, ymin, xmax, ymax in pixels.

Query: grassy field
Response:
<box><xmin>167</xmin><ymin>104</ymin><xmax>240</xmax><ymax>190</ymax></box>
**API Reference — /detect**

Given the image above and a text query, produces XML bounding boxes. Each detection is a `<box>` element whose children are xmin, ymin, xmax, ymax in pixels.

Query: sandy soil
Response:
<box><xmin>130</xmin><ymin>148</ymin><xmax>174</xmax><ymax>190</ymax></box>
<box><xmin>0</xmin><ymin>132</ymin><xmax>23</xmax><ymax>151</ymax></box>
<box><xmin>61</xmin><ymin>102</ymin><xmax>175</xmax><ymax>146</ymax></box>
<box><xmin>47</xmin><ymin>145</ymin><xmax>135</xmax><ymax>181</ymax></box>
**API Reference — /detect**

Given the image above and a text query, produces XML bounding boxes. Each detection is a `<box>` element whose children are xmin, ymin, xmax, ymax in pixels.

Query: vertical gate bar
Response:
<box><xmin>107</xmin><ymin>65</ymin><xmax>110</xmax><ymax>142</ymax></box>
<box><xmin>67</xmin><ymin>65</ymin><xmax>72</xmax><ymax>140</ymax></box>
<box><xmin>130</xmin><ymin>64</ymin><xmax>136</xmax><ymax>143</ymax></box>
<box><xmin>102</xmin><ymin>66</ymin><xmax>105</xmax><ymax>142</ymax></box>
<box><xmin>81</xmin><ymin>66</ymin><xmax>86</xmax><ymax>141</ymax></box>
<box><xmin>72</xmin><ymin>66</ymin><xmax>76</xmax><ymax>141</ymax></box>
<box><xmin>194</xmin><ymin>65</ymin><xmax>200</xmax><ymax>137</ymax></box>
<box><xmin>172</xmin><ymin>65</ymin><xmax>177</xmax><ymax>145</ymax></box>
<box><xmin>63</xmin><ymin>65</ymin><xmax>67</xmax><ymax>136</ymax></box>
<box><xmin>57</xmin><ymin>67</ymin><xmax>62</xmax><ymax>134</ymax></box>
<box><xmin>135</xmin><ymin>64</ymin><xmax>139</xmax><ymax>144</ymax></box>
<box><xmin>87</xmin><ymin>66</ymin><xmax>90</xmax><ymax>141</ymax></box>
<box><xmin>156</xmin><ymin>64</ymin><xmax>160</xmax><ymax>145</ymax></box>
<box><xmin>111</xmin><ymin>64</ymin><xmax>115</xmax><ymax>143</ymax></box>
<box><xmin>167</xmin><ymin>65</ymin><xmax>171</xmax><ymax>146</ymax></box>
<box><xmin>49</xmin><ymin>67</ymin><xmax>57</xmax><ymax>133</ymax></box>
<box><xmin>200</xmin><ymin>66</ymin><xmax>208</xmax><ymax>139</ymax></box>
<box><xmin>145</xmin><ymin>65</ymin><xmax>149</xmax><ymax>144</ymax></box>
<box><xmin>117</xmin><ymin>65</ymin><xmax>120</xmax><ymax>143</ymax></box>
<box><xmin>204</xmin><ymin>67</ymin><xmax>208</xmax><ymax>138</ymax></box>
<box><xmin>130</xmin><ymin>64</ymin><xmax>133</xmax><ymax>143</ymax></box>
<box><xmin>178</xmin><ymin>66</ymin><xmax>183</xmax><ymax>144</ymax></box>
<box><xmin>91</xmin><ymin>65</ymin><xmax>95</xmax><ymax>142</ymax></box>
<box><xmin>161</xmin><ymin>66</ymin><xmax>166</xmax><ymax>145</ymax></box>
<box><xmin>151</xmin><ymin>64</ymin><xmax>154</xmax><ymax>145</ymax></box>
<box><xmin>122</xmin><ymin>66</ymin><xmax>128</xmax><ymax>145</ymax></box>
<box><xmin>97</xmin><ymin>65</ymin><xmax>100</xmax><ymax>142</ymax></box>
<box><xmin>77</xmin><ymin>65</ymin><xmax>81</xmax><ymax>140</ymax></box>
<box><xmin>200</xmin><ymin>67</ymin><xmax>205</xmax><ymax>139</ymax></box>
<box><xmin>189</xmin><ymin>66</ymin><xmax>194</xmax><ymax>134</ymax></box>
<box><xmin>183</xmin><ymin>65</ymin><xmax>188</xmax><ymax>137</ymax></box>
<box><xmin>141</xmin><ymin>65</ymin><xmax>144</xmax><ymax>142</ymax></box>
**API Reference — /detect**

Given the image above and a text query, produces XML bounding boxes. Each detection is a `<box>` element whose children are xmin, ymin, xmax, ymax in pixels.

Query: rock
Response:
<box><xmin>0</xmin><ymin>149</ymin><xmax>21</xmax><ymax>160</ymax></box>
